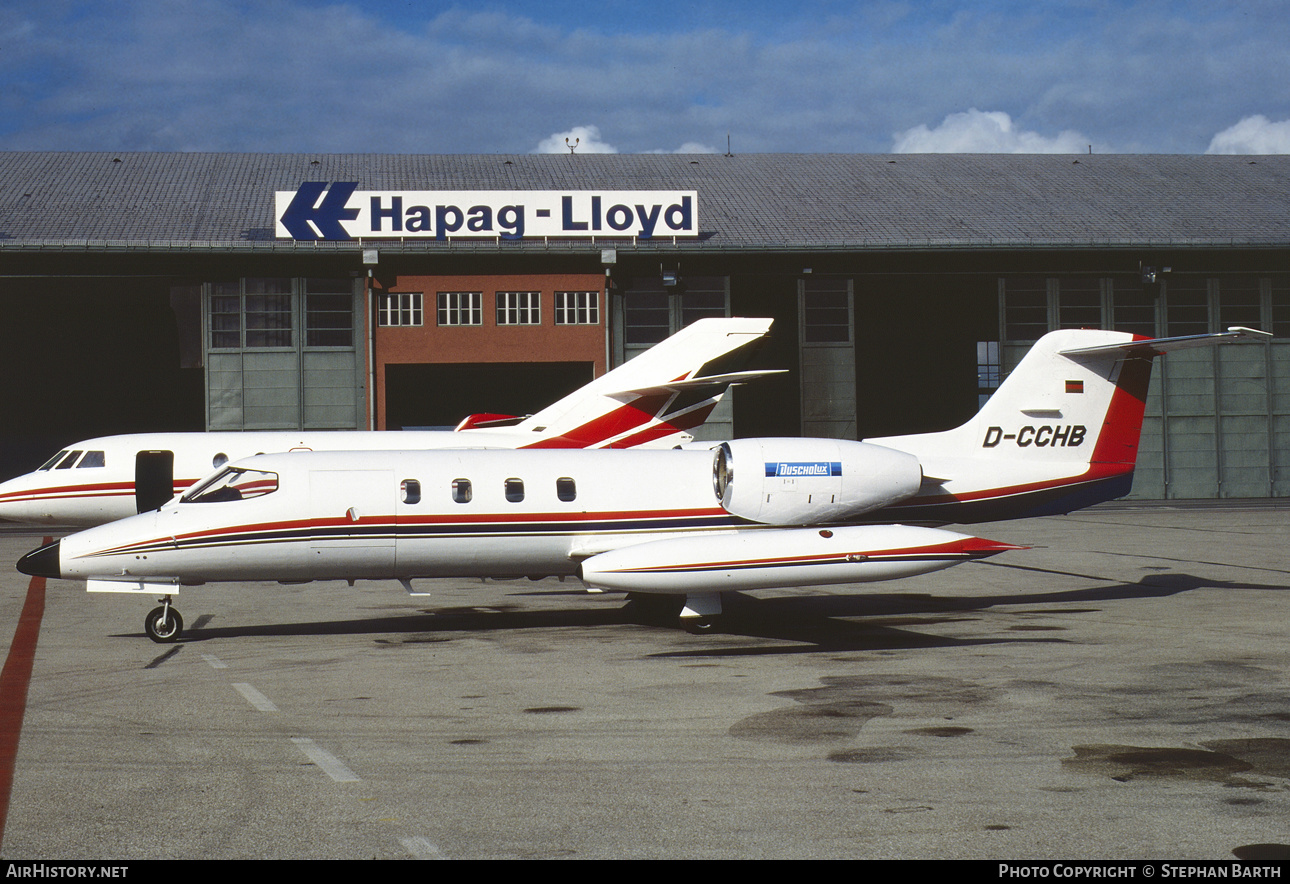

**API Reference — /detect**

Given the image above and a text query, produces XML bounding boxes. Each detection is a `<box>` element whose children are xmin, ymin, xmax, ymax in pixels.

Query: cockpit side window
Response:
<box><xmin>38</xmin><ymin>450</ymin><xmax>69</xmax><ymax>471</ymax></box>
<box><xmin>78</xmin><ymin>451</ymin><xmax>106</xmax><ymax>468</ymax></box>
<box><xmin>182</xmin><ymin>467</ymin><xmax>278</xmax><ymax>503</ymax></box>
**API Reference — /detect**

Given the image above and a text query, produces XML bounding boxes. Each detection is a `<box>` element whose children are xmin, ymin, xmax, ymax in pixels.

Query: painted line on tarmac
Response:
<box><xmin>291</xmin><ymin>737</ymin><xmax>360</xmax><ymax>782</ymax></box>
<box><xmin>0</xmin><ymin>537</ymin><xmax>50</xmax><ymax>851</ymax></box>
<box><xmin>232</xmin><ymin>682</ymin><xmax>279</xmax><ymax>712</ymax></box>
<box><xmin>400</xmin><ymin>835</ymin><xmax>447</xmax><ymax>859</ymax></box>
<box><xmin>201</xmin><ymin>653</ymin><xmax>227</xmax><ymax>669</ymax></box>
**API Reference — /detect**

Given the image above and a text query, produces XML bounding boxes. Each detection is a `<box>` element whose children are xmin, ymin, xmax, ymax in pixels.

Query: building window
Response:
<box><xmin>305</xmin><ymin>279</ymin><xmax>353</xmax><ymax>347</ymax></box>
<box><xmin>1272</xmin><ymin>281</ymin><xmax>1290</xmax><ymax>338</ymax></box>
<box><xmin>497</xmin><ymin>291</ymin><xmax>541</xmax><ymax>325</ymax></box>
<box><xmin>623</xmin><ymin>291</ymin><xmax>668</xmax><ymax>343</ymax></box>
<box><xmin>244</xmin><ymin>278</ymin><xmax>293</xmax><ymax>348</ymax></box>
<box><xmin>378</xmin><ymin>292</ymin><xmax>423</xmax><ymax>327</ymax></box>
<box><xmin>1217</xmin><ymin>278</ymin><xmax>1261</xmax><ymax>331</ymax></box>
<box><xmin>1110</xmin><ymin>279</ymin><xmax>1157</xmax><ymax>337</ymax></box>
<box><xmin>680</xmin><ymin>283</ymin><xmax>728</xmax><ymax>327</ymax></box>
<box><xmin>1057</xmin><ymin>279</ymin><xmax>1101</xmax><ymax>329</ymax></box>
<box><xmin>555</xmin><ymin>291</ymin><xmax>599</xmax><ymax>325</ymax></box>
<box><xmin>438</xmin><ymin>292</ymin><xmax>482</xmax><ymax>326</ymax></box>
<box><xmin>802</xmin><ymin>281</ymin><xmax>851</xmax><ymax>343</ymax></box>
<box><xmin>210</xmin><ymin>282</ymin><xmax>241</xmax><ymax>348</ymax></box>
<box><xmin>977</xmin><ymin>341</ymin><xmax>1001</xmax><ymax>409</ymax></box>
<box><xmin>1002</xmin><ymin>278</ymin><xmax>1049</xmax><ymax>342</ymax></box>
<box><xmin>1164</xmin><ymin>280</ymin><xmax>1209</xmax><ymax>337</ymax></box>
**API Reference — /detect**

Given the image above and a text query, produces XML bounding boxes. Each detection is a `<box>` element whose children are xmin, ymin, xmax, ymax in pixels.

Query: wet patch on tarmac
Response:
<box><xmin>1061</xmin><ymin>743</ymin><xmax>1290</xmax><ymax>788</ymax></box>
<box><xmin>827</xmin><ymin>747</ymin><xmax>913</xmax><ymax>764</ymax></box>
<box><xmin>905</xmin><ymin>726</ymin><xmax>973</xmax><ymax>737</ymax></box>
<box><xmin>1201</xmin><ymin>738</ymin><xmax>1290</xmax><ymax>779</ymax></box>
<box><xmin>730</xmin><ymin>675</ymin><xmax>989</xmax><ymax>745</ymax></box>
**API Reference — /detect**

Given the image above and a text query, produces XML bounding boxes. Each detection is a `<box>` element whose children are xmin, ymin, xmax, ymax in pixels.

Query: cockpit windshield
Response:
<box><xmin>37</xmin><ymin>450</ymin><xmax>70</xmax><ymax>471</ymax></box>
<box><xmin>181</xmin><ymin>466</ymin><xmax>278</xmax><ymax>503</ymax></box>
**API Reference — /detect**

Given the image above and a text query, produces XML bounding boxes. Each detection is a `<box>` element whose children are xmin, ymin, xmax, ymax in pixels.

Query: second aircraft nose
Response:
<box><xmin>16</xmin><ymin>540</ymin><xmax>61</xmax><ymax>579</ymax></box>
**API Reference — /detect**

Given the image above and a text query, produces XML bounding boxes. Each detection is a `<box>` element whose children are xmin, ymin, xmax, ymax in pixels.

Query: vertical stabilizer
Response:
<box><xmin>871</xmin><ymin>327</ymin><xmax>1270</xmax><ymax>522</ymax></box>
<box><xmin>458</xmin><ymin>317</ymin><xmax>777</xmax><ymax>449</ymax></box>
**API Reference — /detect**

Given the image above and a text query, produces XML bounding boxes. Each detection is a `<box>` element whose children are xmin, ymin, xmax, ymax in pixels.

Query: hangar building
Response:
<box><xmin>1</xmin><ymin>151</ymin><xmax>1287</xmax><ymax>500</ymax></box>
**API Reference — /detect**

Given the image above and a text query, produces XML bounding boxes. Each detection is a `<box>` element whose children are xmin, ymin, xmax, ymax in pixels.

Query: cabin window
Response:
<box><xmin>54</xmin><ymin>450</ymin><xmax>83</xmax><ymax>470</ymax></box>
<box><xmin>78</xmin><ymin>451</ymin><xmax>106</xmax><ymax>468</ymax></box>
<box><xmin>38</xmin><ymin>450</ymin><xmax>70</xmax><ymax>471</ymax></box>
<box><xmin>505</xmin><ymin>478</ymin><xmax>525</xmax><ymax>503</ymax></box>
<box><xmin>452</xmin><ymin>478</ymin><xmax>472</xmax><ymax>504</ymax></box>
<box><xmin>556</xmin><ymin>477</ymin><xmax>576</xmax><ymax>502</ymax></box>
<box><xmin>401</xmin><ymin>479</ymin><xmax>421</xmax><ymax>505</ymax></box>
<box><xmin>212</xmin><ymin>453</ymin><xmax>229</xmax><ymax>468</ymax></box>
<box><xmin>183</xmin><ymin>467</ymin><xmax>278</xmax><ymax>503</ymax></box>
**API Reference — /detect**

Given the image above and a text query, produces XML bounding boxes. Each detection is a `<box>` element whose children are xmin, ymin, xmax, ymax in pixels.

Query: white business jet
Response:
<box><xmin>18</xmin><ymin>326</ymin><xmax>1270</xmax><ymax>641</ymax></box>
<box><xmin>0</xmin><ymin>317</ymin><xmax>778</xmax><ymax>526</ymax></box>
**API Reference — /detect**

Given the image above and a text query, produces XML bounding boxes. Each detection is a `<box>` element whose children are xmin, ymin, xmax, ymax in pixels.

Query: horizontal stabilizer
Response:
<box><xmin>1060</xmin><ymin>326</ymin><xmax>1271</xmax><ymax>357</ymax></box>
<box><xmin>454</xmin><ymin>413</ymin><xmax>525</xmax><ymax>431</ymax></box>
<box><xmin>607</xmin><ymin>369</ymin><xmax>787</xmax><ymax>400</ymax></box>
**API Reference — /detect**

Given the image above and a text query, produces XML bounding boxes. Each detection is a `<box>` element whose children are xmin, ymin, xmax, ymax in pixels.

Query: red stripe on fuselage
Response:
<box><xmin>80</xmin><ymin>507</ymin><xmax>734</xmax><ymax>558</ymax></box>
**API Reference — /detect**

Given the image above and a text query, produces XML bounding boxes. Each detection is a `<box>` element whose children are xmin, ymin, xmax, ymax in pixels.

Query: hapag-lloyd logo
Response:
<box><xmin>275</xmin><ymin>182</ymin><xmax>699</xmax><ymax>241</ymax></box>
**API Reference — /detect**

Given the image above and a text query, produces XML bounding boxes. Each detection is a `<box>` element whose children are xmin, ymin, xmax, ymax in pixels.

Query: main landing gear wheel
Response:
<box><xmin>145</xmin><ymin>600</ymin><xmax>184</xmax><ymax>643</ymax></box>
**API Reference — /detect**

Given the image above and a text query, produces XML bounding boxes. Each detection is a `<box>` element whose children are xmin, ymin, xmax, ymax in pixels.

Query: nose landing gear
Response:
<box><xmin>145</xmin><ymin>596</ymin><xmax>184</xmax><ymax>643</ymax></box>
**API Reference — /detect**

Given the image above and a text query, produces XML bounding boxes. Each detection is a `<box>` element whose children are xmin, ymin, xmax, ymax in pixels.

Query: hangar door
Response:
<box><xmin>384</xmin><ymin>362</ymin><xmax>594</xmax><ymax>430</ymax></box>
<box><xmin>204</xmin><ymin>278</ymin><xmax>364</xmax><ymax>431</ymax></box>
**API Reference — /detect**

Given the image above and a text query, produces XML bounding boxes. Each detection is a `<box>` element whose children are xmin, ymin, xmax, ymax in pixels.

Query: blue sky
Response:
<box><xmin>2</xmin><ymin>0</ymin><xmax>1288</xmax><ymax>154</ymax></box>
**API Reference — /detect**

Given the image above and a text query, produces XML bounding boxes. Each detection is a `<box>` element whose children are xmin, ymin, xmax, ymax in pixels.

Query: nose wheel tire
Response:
<box><xmin>145</xmin><ymin>605</ymin><xmax>184</xmax><ymax>643</ymax></box>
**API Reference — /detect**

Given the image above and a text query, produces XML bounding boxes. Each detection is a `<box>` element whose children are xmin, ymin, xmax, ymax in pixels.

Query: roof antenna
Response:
<box><xmin>566</xmin><ymin>137</ymin><xmax>579</xmax><ymax>155</ymax></box>
<box><xmin>724</xmin><ymin>134</ymin><xmax>733</xmax><ymax>157</ymax></box>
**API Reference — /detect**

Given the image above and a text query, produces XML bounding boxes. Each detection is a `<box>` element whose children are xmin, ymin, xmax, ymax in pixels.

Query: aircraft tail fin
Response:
<box><xmin>872</xmin><ymin>326</ymin><xmax>1271</xmax><ymax>522</ymax></box>
<box><xmin>458</xmin><ymin>317</ymin><xmax>776</xmax><ymax>449</ymax></box>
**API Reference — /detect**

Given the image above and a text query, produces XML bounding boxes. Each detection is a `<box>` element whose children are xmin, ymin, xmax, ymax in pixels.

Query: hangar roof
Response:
<box><xmin>1</xmin><ymin>151</ymin><xmax>1288</xmax><ymax>253</ymax></box>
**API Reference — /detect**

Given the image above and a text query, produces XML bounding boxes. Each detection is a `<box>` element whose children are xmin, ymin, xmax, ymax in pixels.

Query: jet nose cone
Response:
<box><xmin>17</xmin><ymin>540</ymin><xmax>61</xmax><ymax>579</ymax></box>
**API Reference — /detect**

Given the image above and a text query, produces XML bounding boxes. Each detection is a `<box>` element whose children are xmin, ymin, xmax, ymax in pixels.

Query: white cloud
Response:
<box><xmin>646</xmin><ymin>141</ymin><xmax>720</xmax><ymax>154</ymax></box>
<box><xmin>536</xmin><ymin>126</ymin><xmax>716</xmax><ymax>155</ymax></box>
<box><xmin>535</xmin><ymin>125</ymin><xmax>618</xmax><ymax>154</ymax></box>
<box><xmin>1206</xmin><ymin>115</ymin><xmax>1290</xmax><ymax>154</ymax></box>
<box><xmin>670</xmin><ymin>141</ymin><xmax>719</xmax><ymax>154</ymax></box>
<box><xmin>892</xmin><ymin>109</ymin><xmax>1090</xmax><ymax>154</ymax></box>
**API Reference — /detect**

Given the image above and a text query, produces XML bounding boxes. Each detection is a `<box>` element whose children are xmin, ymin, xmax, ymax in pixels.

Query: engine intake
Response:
<box><xmin>713</xmin><ymin>438</ymin><xmax>922</xmax><ymax>525</ymax></box>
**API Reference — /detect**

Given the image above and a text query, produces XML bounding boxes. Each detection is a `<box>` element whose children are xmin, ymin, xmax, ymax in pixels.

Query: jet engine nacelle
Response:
<box><xmin>714</xmin><ymin>437</ymin><xmax>922</xmax><ymax>526</ymax></box>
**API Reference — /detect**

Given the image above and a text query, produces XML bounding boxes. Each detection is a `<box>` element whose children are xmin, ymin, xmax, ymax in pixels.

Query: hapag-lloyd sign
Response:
<box><xmin>275</xmin><ymin>182</ymin><xmax>698</xmax><ymax>241</ymax></box>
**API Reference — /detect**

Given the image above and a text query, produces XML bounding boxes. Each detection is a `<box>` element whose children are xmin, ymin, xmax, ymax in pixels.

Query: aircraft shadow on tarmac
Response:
<box><xmin>115</xmin><ymin>564</ymin><xmax>1290</xmax><ymax>656</ymax></box>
